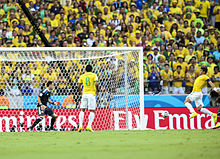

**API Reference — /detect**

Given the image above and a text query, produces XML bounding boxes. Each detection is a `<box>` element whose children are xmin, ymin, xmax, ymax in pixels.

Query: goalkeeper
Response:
<box><xmin>28</xmin><ymin>81</ymin><xmax>60</xmax><ymax>131</ymax></box>
<box><xmin>210</xmin><ymin>90</ymin><xmax>220</xmax><ymax>129</ymax></box>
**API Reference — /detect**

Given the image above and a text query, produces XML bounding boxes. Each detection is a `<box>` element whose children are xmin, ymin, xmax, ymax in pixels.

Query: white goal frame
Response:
<box><xmin>0</xmin><ymin>47</ymin><xmax>144</xmax><ymax>130</ymax></box>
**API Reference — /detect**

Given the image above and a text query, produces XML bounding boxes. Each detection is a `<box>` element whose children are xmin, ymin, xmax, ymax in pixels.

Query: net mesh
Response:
<box><xmin>0</xmin><ymin>48</ymin><xmax>142</xmax><ymax>132</ymax></box>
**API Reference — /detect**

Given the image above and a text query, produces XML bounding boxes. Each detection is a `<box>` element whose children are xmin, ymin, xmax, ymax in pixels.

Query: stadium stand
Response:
<box><xmin>0</xmin><ymin>0</ymin><xmax>220</xmax><ymax>95</ymax></box>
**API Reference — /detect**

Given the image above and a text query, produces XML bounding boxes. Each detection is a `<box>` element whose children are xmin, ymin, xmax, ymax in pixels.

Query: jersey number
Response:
<box><xmin>86</xmin><ymin>77</ymin><xmax>91</xmax><ymax>86</ymax></box>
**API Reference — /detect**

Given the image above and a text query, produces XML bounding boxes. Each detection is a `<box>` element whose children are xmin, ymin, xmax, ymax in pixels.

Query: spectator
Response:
<box><xmin>148</xmin><ymin>66</ymin><xmax>160</xmax><ymax>92</ymax></box>
<box><xmin>212</xmin><ymin>66</ymin><xmax>220</xmax><ymax>87</ymax></box>
<box><xmin>108</xmin><ymin>14</ymin><xmax>120</xmax><ymax>27</ymax></box>
<box><xmin>43</xmin><ymin>67</ymin><xmax>57</xmax><ymax>85</ymax></box>
<box><xmin>57</xmin><ymin>72</ymin><xmax>67</xmax><ymax>95</ymax></box>
<box><xmin>50</xmin><ymin>0</ymin><xmax>62</xmax><ymax>15</ymax></box>
<box><xmin>214</xmin><ymin>44</ymin><xmax>220</xmax><ymax>66</ymax></box>
<box><xmin>97</xmin><ymin>12</ymin><xmax>106</xmax><ymax>25</ymax></box>
<box><xmin>195</xmin><ymin>0</ymin><xmax>211</xmax><ymax>21</ymax></box>
<box><xmin>98</xmin><ymin>85</ymin><xmax>111</xmax><ymax>109</ymax></box>
<box><xmin>173</xmin><ymin>65</ymin><xmax>185</xmax><ymax>94</ymax></box>
<box><xmin>21</xmin><ymin>67</ymin><xmax>35</xmax><ymax>95</ymax></box>
<box><xmin>195</xmin><ymin>30</ymin><xmax>205</xmax><ymax>45</ymax></box>
<box><xmin>152</xmin><ymin>47</ymin><xmax>161</xmax><ymax>63</ymax></box>
<box><xmin>213</xmin><ymin>2</ymin><xmax>220</xmax><ymax>30</ymax></box>
<box><xmin>185</xmin><ymin>48</ymin><xmax>195</xmax><ymax>63</ymax></box>
<box><xmin>207</xmin><ymin>55</ymin><xmax>217</xmax><ymax>76</ymax></box>
<box><xmin>0</xmin><ymin>67</ymin><xmax>9</xmax><ymax>95</ymax></box>
<box><xmin>174</xmin><ymin>55</ymin><xmax>188</xmax><ymax>72</ymax></box>
<box><xmin>9</xmin><ymin>71</ymin><xmax>21</xmax><ymax>96</ymax></box>
<box><xmin>169</xmin><ymin>53</ymin><xmax>176</xmax><ymax>71</ymax></box>
<box><xmin>87</xmin><ymin>32</ymin><xmax>95</xmax><ymax>47</ymax></box>
<box><xmin>160</xmin><ymin>64</ymin><xmax>173</xmax><ymax>94</ymax></box>
<box><xmin>185</xmin><ymin>65</ymin><xmax>196</xmax><ymax>94</ymax></box>
<box><xmin>112</xmin><ymin>0</ymin><xmax>123</xmax><ymax>10</ymax></box>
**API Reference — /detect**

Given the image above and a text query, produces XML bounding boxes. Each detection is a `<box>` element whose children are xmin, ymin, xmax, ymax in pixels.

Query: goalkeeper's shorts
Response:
<box><xmin>37</xmin><ymin>106</ymin><xmax>54</xmax><ymax>116</ymax></box>
<box><xmin>80</xmin><ymin>94</ymin><xmax>96</xmax><ymax>110</ymax></box>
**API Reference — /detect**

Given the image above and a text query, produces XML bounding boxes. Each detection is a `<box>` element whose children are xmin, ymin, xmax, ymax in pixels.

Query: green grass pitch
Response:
<box><xmin>0</xmin><ymin>130</ymin><xmax>220</xmax><ymax>159</ymax></box>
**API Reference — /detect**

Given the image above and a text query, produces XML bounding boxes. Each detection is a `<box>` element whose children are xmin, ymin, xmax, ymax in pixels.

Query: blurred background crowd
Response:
<box><xmin>0</xmin><ymin>0</ymin><xmax>220</xmax><ymax>96</ymax></box>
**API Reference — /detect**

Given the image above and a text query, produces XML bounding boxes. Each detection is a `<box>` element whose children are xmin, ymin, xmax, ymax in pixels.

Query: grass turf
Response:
<box><xmin>0</xmin><ymin>130</ymin><xmax>220</xmax><ymax>159</ymax></box>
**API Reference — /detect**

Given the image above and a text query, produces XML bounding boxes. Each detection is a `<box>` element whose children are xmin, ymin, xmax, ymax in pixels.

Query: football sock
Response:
<box><xmin>88</xmin><ymin>112</ymin><xmax>95</xmax><ymax>128</ymax></box>
<box><xmin>200</xmin><ymin>108</ymin><xmax>213</xmax><ymax>116</ymax></box>
<box><xmin>50</xmin><ymin>117</ymin><xmax>57</xmax><ymax>128</ymax></box>
<box><xmin>185</xmin><ymin>102</ymin><xmax>195</xmax><ymax>113</ymax></box>
<box><xmin>31</xmin><ymin>117</ymin><xmax>43</xmax><ymax>128</ymax></box>
<box><xmin>79</xmin><ymin>111</ymin><xmax>84</xmax><ymax>127</ymax></box>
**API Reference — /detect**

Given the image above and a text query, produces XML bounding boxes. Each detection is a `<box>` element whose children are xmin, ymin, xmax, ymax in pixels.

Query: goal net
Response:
<box><xmin>0</xmin><ymin>47</ymin><xmax>144</xmax><ymax>132</ymax></box>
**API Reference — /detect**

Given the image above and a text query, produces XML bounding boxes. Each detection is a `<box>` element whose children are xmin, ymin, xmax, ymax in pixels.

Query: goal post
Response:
<box><xmin>0</xmin><ymin>47</ymin><xmax>144</xmax><ymax>132</ymax></box>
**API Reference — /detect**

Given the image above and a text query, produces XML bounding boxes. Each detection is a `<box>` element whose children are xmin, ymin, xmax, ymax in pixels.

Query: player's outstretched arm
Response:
<box><xmin>95</xmin><ymin>81</ymin><xmax>99</xmax><ymax>96</ymax></box>
<box><xmin>78</xmin><ymin>83</ymin><xmax>82</xmax><ymax>96</ymax></box>
<box><xmin>209</xmin><ymin>81</ymin><xmax>220</xmax><ymax>95</ymax></box>
<box><xmin>48</xmin><ymin>99</ymin><xmax>60</xmax><ymax>106</ymax></box>
<box><xmin>208</xmin><ymin>80</ymin><xmax>218</xmax><ymax>91</ymax></box>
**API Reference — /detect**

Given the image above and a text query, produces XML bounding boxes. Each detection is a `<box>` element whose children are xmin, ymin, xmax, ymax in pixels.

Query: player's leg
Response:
<box><xmin>197</xmin><ymin>104</ymin><xmax>217</xmax><ymax>122</ymax></box>
<box><xmin>213</xmin><ymin>107</ymin><xmax>220</xmax><ymax>129</ymax></box>
<box><xmin>184</xmin><ymin>93</ymin><xmax>196</xmax><ymax>117</ymax></box>
<box><xmin>86</xmin><ymin>94</ymin><xmax>97</xmax><ymax>132</ymax></box>
<box><xmin>29</xmin><ymin>116</ymin><xmax>44</xmax><ymax>131</ymax></box>
<box><xmin>28</xmin><ymin>106</ymin><xmax>44</xmax><ymax>131</ymax></box>
<box><xmin>50</xmin><ymin>114</ymin><xmax>58</xmax><ymax>130</ymax></box>
<box><xmin>46</xmin><ymin>107</ymin><xmax>58</xmax><ymax>130</ymax></box>
<box><xmin>195</xmin><ymin>94</ymin><xmax>217</xmax><ymax>122</ymax></box>
<box><xmin>78</xmin><ymin>95</ymin><xmax>87</xmax><ymax>132</ymax></box>
<box><xmin>78</xmin><ymin>108</ymin><xmax>86</xmax><ymax>132</ymax></box>
<box><xmin>87</xmin><ymin>110</ymin><xmax>95</xmax><ymax>129</ymax></box>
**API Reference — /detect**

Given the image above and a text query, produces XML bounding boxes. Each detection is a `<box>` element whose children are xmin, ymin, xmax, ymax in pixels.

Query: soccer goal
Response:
<box><xmin>0</xmin><ymin>47</ymin><xmax>144</xmax><ymax>132</ymax></box>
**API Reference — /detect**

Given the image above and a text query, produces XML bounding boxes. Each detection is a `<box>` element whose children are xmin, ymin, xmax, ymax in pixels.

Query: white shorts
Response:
<box><xmin>162</xmin><ymin>86</ymin><xmax>169</xmax><ymax>94</ymax></box>
<box><xmin>80</xmin><ymin>94</ymin><xmax>97</xmax><ymax>110</ymax></box>
<box><xmin>187</xmin><ymin>91</ymin><xmax>204</xmax><ymax>107</ymax></box>
<box><xmin>173</xmin><ymin>87</ymin><xmax>184</xmax><ymax>94</ymax></box>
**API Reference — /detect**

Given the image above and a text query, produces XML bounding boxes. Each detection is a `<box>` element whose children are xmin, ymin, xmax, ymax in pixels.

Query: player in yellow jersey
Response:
<box><xmin>161</xmin><ymin>64</ymin><xmax>173</xmax><ymax>94</ymax></box>
<box><xmin>78</xmin><ymin>65</ymin><xmax>99</xmax><ymax>132</ymax></box>
<box><xmin>184</xmin><ymin>66</ymin><xmax>217</xmax><ymax>121</ymax></box>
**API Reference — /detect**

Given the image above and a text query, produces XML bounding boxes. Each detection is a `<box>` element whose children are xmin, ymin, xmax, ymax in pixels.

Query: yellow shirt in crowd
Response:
<box><xmin>173</xmin><ymin>71</ymin><xmax>185</xmax><ymax>88</ymax></box>
<box><xmin>160</xmin><ymin>70</ymin><xmax>173</xmax><ymax>87</ymax></box>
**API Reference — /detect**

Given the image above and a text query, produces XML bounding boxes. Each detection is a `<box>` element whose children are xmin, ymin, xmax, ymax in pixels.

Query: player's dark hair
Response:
<box><xmin>47</xmin><ymin>81</ymin><xmax>53</xmax><ymax>87</ymax></box>
<box><xmin>201</xmin><ymin>66</ymin><xmax>208</xmax><ymax>74</ymax></box>
<box><xmin>86</xmin><ymin>65</ymin><xmax>93</xmax><ymax>72</ymax></box>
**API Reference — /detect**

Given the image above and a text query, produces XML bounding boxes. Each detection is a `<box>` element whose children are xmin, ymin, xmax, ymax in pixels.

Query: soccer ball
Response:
<box><xmin>162</xmin><ymin>111</ymin><xmax>169</xmax><ymax>118</ymax></box>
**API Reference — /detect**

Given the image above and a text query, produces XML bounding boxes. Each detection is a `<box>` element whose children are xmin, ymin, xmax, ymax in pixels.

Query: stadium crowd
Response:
<box><xmin>0</xmin><ymin>0</ymin><xmax>220</xmax><ymax>96</ymax></box>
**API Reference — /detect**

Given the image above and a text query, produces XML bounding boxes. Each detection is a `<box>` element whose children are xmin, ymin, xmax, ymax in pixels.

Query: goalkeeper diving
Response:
<box><xmin>184</xmin><ymin>66</ymin><xmax>217</xmax><ymax>123</ymax></box>
<box><xmin>28</xmin><ymin>81</ymin><xmax>60</xmax><ymax>131</ymax></box>
<box><xmin>78</xmin><ymin>64</ymin><xmax>99</xmax><ymax>132</ymax></box>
